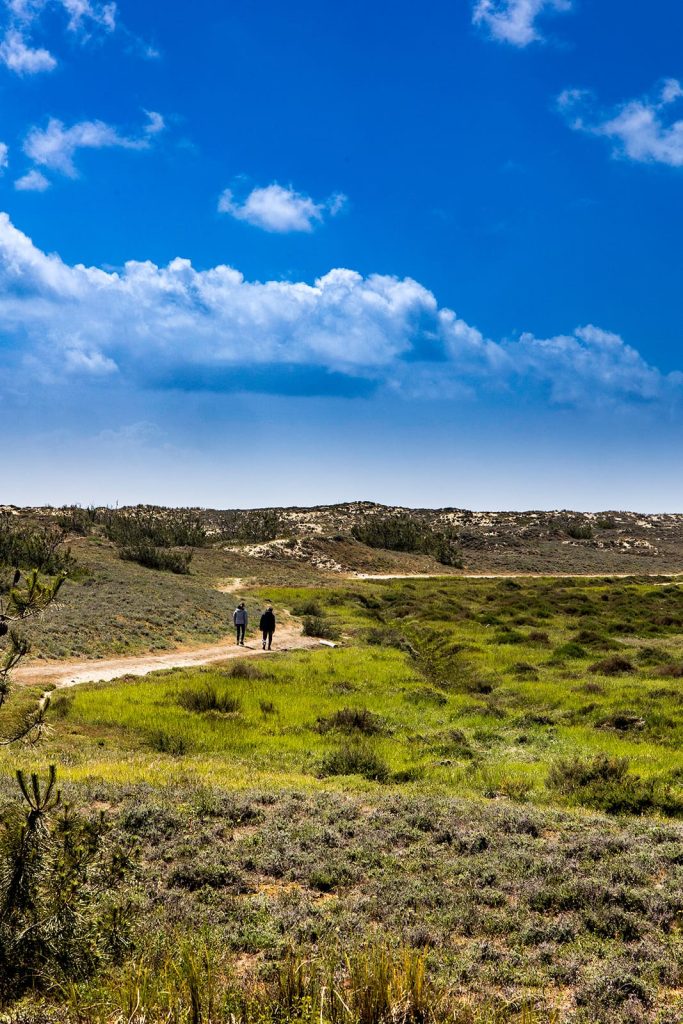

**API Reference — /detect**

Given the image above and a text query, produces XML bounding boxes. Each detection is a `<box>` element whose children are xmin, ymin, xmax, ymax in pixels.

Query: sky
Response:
<box><xmin>1</xmin><ymin>0</ymin><xmax>683</xmax><ymax>511</ymax></box>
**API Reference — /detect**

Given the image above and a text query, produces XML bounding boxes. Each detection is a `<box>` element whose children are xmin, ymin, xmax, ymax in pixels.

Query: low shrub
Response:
<box><xmin>228</xmin><ymin>661</ymin><xmax>266</xmax><ymax>679</ymax></box>
<box><xmin>651</xmin><ymin>662</ymin><xmax>683</xmax><ymax>678</ymax></box>
<box><xmin>315</xmin><ymin>707</ymin><xmax>386</xmax><ymax>736</ymax></box>
<box><xmin>547</xmin><ymin>754</ymin><xmax>683</xmax><ymax>817</ymax></box>
<box><xmin>168</xmin><ymin>862</ymin><xmax>248</xmax><ymax>891</ymax></box>
<box><xmin>120</xmin><ymin>542</ymin><xmax>193</xmax><ymax>574</ymax></box>
<box><xmin>589</xmin><ymin>655</ymin><xmax>635</xmax><ymax>675</ymax></box>
<box><xmin>178</xmin><ymin>686</ymin><xmax>241</xmax><ymax>714</ymax></box>
<box><xmin>566</xmin><ymin>521</ymin><xmax>594</xmax><ymax>540</ymax></box>
<box><xmin>319</xmin><ymin>743</ymin><xmax>390</xmax><ymax>782</ymax></box>
<box><xmin>552</xmin><ymin>641</ymin><xmax>588</xmax><ymax>660</ymax></box>
<box><xmin>292</xmin><ymin>599</ymin><xmax>323</xmax><ymax>616</ymax></box>
<box><xmin>302</xmin><ymin>615</ymin><xmax>340</xmax><ymax>641</ymax></box>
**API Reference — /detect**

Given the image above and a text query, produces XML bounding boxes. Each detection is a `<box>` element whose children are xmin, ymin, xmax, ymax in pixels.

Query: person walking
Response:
<box><xmin>233</xmin><ymin>601</ymin><xmax>248</xmax><ymax>645</ymax></box>
<box><xmin>260</xmin><ymin>603</ymin><xmax>276</xmax><ymax>650</ymax></box>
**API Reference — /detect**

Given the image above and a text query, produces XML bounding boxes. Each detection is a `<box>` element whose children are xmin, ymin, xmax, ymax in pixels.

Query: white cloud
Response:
<box><xmin>559</xmin><ymin>79</ymin><xmax>683</xmax><ymax>167</ymax></box>
<box><xmin>0</xmin><ymin>27</ymin><xmax>55</xmax><ymax>71</ymax></box>
<box><xmin>0</xmin><ymin>142</ymin><xmax>8</xmax><ymax>171</ymax></box>
<box><xmin>0</xmin><ymin>212</ymin><xmax>677</xmax><ymax>407</ymax></box>
<box><xmin>14</xmin><ymin>168</ymin><xmax>50</xmax><ymax>190</ymax></box>
<box><xmin>22</xmin><ymin>110</ymin><xmax>165</xmax><ymax>178</ymax></box>
<box><xmin>472</xmin><ymin>0</ymin><xmax>571</xmax><ymax>47</ymax></box>
<box><xmin>218</xmin><ymin>183</ymin><xmax>347</xmax><ymax>233</ymax></box>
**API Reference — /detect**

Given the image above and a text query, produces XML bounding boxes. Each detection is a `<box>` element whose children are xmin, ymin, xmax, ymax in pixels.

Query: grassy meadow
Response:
<box><xmin>3</xmin><ymin>567</ymin><xmax>683</xmax><ymax>1023</ymax></box>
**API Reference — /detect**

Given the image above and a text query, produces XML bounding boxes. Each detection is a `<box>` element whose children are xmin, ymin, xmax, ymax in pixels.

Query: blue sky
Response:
<box><xmin>1</xmin><ymin>0</ymin><xmax>683</xmax><ymax>510</ymax></box>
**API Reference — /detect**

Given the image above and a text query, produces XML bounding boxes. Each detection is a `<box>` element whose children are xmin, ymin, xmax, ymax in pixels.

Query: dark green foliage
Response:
<box><xmin>103</xmin><ymin>508</ymin><xmax>207</xmax><ymax>548</ymax></box>
<box><xmin>218</xmin><ymin>509</ymin><xmax>281</xmax><ymax>543</ymax></box>
<box><xmin>351</xmin><ymin>514</ymin><xmax>462</xmax><ymax>566</ymax></box>
<box><xmin>0</xmin><ymin>767</ymin><xmax>127</xmax><ymax>1002</ymax></box>
<box><xmin>547</xmin><ymin>754</ymin><xmax>683</xmax><ymax>816</ymax></box>
<box><xmin>168</xmin><ymin>862</ymin><xmax>247</xmax><ymax>892</ymax></box>
<box><xmin>292</xmin><ymin>599</ymin><xmax>323</xmax><ymax>616</ymax></box>
<box><xmin>565</xmin><ymin>520</ymin><xmax>594</xmax><ymax>540</ymax></box>
<box><xmin>315</xmin><ymin>707</ymin><xmax>386</xmax><ymax>735</ymax></box>
<box><xmin>596</xmin><ymin>516</ymin><xmax>618</xmax><ymax>530</ymax></box>
<box><xmin>589</xmin><ymin>655</ymin><xmax>634</xmax><ymax>675</ymax></box>
<box><xmin>120</xmin><ymin>542</ymin><xmax>193</xmax><ymax>574</ymax></box>
<box><xmin>319</xmin><ymin>743</ymin><xmax>390</xmax><ymax>782</ymax></box>
<box><xmin>56</xmin><ymin>505</ymin><xmax>99</xmax><ymax>536</ymax></box>
<box><xmin>0</xmin><ymin>516</ymin><xmax>74</xmax><ymax>575</ymax></box>
<box><xmin>302</xmin><ymin>615</ymin><xmax>340</xmax><ymax>640</ymax></box>
<box><xmin>177</xmin><ymin>686</ymin><xmax>241</xmax><ymax>714</ymax></box>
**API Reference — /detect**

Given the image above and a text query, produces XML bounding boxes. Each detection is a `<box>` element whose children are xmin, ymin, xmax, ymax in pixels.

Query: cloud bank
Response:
<box><xmin>472</xmin><ymin>0</ymin><xmax>572</xmax><ymax>47</ymax></box>
<box><xmin>559</xmin><ymin>80</ymin><xmax>683</xmax><ymax>167</ymax></box>
<box><xmin>0</xmin><ymin>212</ymin><xmax>678</xmax><ymax>407</ymax></box>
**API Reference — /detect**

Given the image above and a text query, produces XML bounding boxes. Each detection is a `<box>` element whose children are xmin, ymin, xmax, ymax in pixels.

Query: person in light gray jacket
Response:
<box><xmin>233</xmin><ymin>602</ymin><xmax>248</xmax><ymax>645</ymax></box>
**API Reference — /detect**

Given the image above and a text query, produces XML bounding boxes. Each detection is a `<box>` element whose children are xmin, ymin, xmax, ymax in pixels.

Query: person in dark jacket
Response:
<box><xmin>233</xmin><ymin>602</ymin><xmax>248</xmax><ymax>645</ymax></box>
<box><xmin>260</xmin><ymin>603</ymin><xmax>276</xmax><ymax>650</ymax></box>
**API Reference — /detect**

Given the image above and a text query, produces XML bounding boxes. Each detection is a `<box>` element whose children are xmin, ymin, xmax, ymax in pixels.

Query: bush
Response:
<box><xmin>547</xmin><ymin>754</ymin><xmax>683</xmax><ymax>816</ymax></box>
<box><xmin>0</xmin><ymin>516</ymin><xmax>74</xmax><ymax>574</ymax></box>
<box><xmin>293</xmin><ymin>599</ymin><xmax>323</xmax><ymax>616</ymax></box>
<box><xmin>0</xmin><ymin>767</ymin><xmax>127</xmax><ymax>1002</ymax></box>
<box><xmin>566</xmin><ymin>520</ymin><xmax>594</xmax><ymax>540</ymax></box>
<box><xmin>589</xmin><ymin>655</ymin><xmax>634</xmax><ymax>675</ymax></box>
<box><xmin>302</xmin><ymin>616</ymin><xmax>340</xmax><ymax>641</ymax></box>
<box><xmin>351</xmin><ymin>514</ymin><xmax>462</xmax><ymax>566</ymax></box>
<box><xmin>316</xmin><ymin>707</ymin><xmax>386</xmax><ymax>736</ymax></box>
<box><xmin>103</xmin><ymin>508</ymin><xmax>207</xmax><ymax>548</ymax></box>
<box><xmin>120</xmin><ymin>542</ymin><xmax>193</xmax><ymax>574</ymax></box>
<box><xmin>319</xmin><ymin>743</ymin><xmax>390</xmax><ymax>782</ymax></box>
<box><xmin>218</xmin><ymin>509</ymin><xmax>281</xmax><ymax>543</ymax></box>
<box><xmin>177</xmin><ymin>686</ymin><xmax>241</xmax><ymax>714</ymax></box>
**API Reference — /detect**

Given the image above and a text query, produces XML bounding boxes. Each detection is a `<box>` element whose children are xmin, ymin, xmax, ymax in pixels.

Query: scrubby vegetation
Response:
<box><xmin>4</xmin><ymin>562</ymin><xmax>683</xmax><ymax>1021</ymax></box>
<box><xmin>351</xmin><ymin>514</ymin><xmax>463</xmax><ymax>567</ymax></box>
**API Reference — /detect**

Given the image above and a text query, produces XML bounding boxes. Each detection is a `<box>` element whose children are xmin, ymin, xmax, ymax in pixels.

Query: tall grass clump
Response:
<box><xmin>120</xmin><ymin>541</ymin><xmax>193</xmax><ymax>574</ymax></box>
<box><xmin>178</xmin><ymin>685</ymin><xmax>241</xmax><ymax>714</ymax></box>
<box><xmin>547</xmin><ymin>754</ymin><xmax>683</xmax><ymax>817</ymax></box>
<box><xmin>320</xmin><ymin>742</ymin><xmax>390</xmax><ymax>782</ymax></box>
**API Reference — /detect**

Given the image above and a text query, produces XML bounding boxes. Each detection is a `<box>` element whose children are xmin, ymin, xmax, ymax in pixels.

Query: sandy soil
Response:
<box><xmin>15</xmin><ymin>625</ymin><xmax>319</xmax><ymax>691</ymax></box>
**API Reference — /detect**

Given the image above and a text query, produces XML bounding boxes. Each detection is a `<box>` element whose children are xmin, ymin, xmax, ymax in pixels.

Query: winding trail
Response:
<box><xmin>15</xmin><ymin>626</ymin><xmax>320</xmax><ymax>691</ymax></box>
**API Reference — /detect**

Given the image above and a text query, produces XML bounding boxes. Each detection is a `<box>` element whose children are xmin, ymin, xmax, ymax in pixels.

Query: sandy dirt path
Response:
<box><xmin>352</xmin><ymin>572</ymin><xmax>683</xmax><ymax>581</ymax></box>
<box><xmin>15</xmin><ymin>626</ymin><xmax>320</xmax><ymax>691</ymax></box>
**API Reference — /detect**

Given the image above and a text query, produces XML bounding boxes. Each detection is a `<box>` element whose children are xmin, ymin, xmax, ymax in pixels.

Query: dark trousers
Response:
<box><xmin>235</xmin><ymin>624</ymin><xmax>246</xmax><ymax>643</ymax></box>
<box><xmin>262</xmin><ymin>630</ymin><xmax>273</xmax><ymax>649</ymax></box>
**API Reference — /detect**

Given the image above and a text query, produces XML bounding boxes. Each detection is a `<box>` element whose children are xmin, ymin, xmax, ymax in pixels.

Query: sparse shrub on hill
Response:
<box><xmin>351</xmin><ymin>514</ymin><xmax>463</xmax><ymax>567</ymax></box>
<box><xmin>565</xmin><ymin>520</ymin><xmax>594</xmax><ymax>540</ymax></box>
<box><xmin>119</xmin><ymin>541</ymin><xmax>193</xmax><ymax>574</ymax></box>
<box><xmin>0</xmin><ymin>516</ymin><xmax>74</xmax><ymax>575</ymax></box>
<box><xmin>56</xmin><ymin>505</ymin><xmax>99</xmax><ymax>536</ymax></box>
<box><xmin>218</xmin><ymin>508</ymin><xmax>281</xmax><ymax>543</ymax></box>
<box><xmin>103</xmin><ymin>508</ymin><xmax>207</xmax><ymax>548</ymax></box>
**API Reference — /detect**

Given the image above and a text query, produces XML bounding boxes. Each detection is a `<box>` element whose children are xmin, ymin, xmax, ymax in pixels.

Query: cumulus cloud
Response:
<box><xmin>0</xmin><ymin>212</ymin><xmax>677</xmax><ymax>407</ymax></box>
<box><xmin>0</xmin><ymin>142</ymin><xmax>8</xmax><ymax>171</ymax></box>
<box><xmin>472</xmin><ymin>0</ymin><xmax>571</xmax><ymax>47</ymax></box>
<box><xmin>22</xmin><ymin>110</ymin><xmax>165</xmax><ymax>179</ymax></box>
<box><xmin>0</xmin><ymin>26</ymin><xmax>55</xmax><ymax>71</ymax></box>
<box><xmin>558</xmin><ymin>79</ymin><xmax>683</xmax><ymax>167</ymax></box>
<box><xmin>218</xmin><ymin>183</ymin><xmax>347</xmax><ymax>233</ymax></box>
<box><xmin>14</xmin><ymin>168</ymin><xmax>49</xmax><ymax>190</ymax></box>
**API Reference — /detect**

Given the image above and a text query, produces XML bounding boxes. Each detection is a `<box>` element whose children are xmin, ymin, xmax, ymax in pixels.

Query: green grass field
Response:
<box><xmin>2</xmin><ymin>573</ymin><xmax>683</xmax><ymax>1023</ymax></box>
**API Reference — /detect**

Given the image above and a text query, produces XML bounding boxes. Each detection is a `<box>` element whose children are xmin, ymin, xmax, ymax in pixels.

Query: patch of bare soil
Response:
<box><xmin>14</xmin><ymin>625</ymin><xmax>319</xmax><ymax>690</ymax></box>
